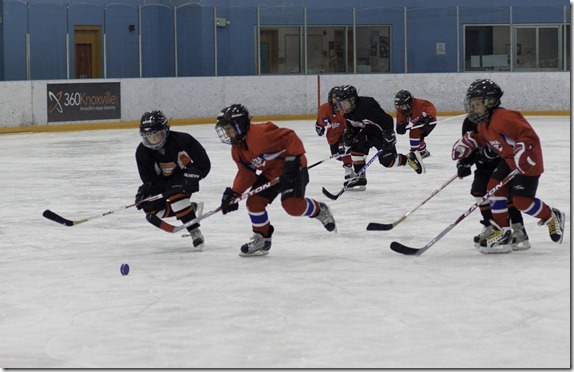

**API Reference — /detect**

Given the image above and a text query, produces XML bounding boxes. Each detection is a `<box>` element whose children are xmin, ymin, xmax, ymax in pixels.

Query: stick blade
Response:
<box><xmin>322</xmin><ymin>187</ymin><xmax>343</xmax><ymax>200</ymax></box>
<box><xmin>146</xmin><ymin>213</ymin><xmax>176</xmax><ymax>233</ymax></box>
<box><xmin>42</xmin><ymin>210</ymin><xmax>74</xmax><ymax>226</ymax></box>
<box><xmin>390</xmin><ymin>241</ymin><xmax>424</xmax><ymax>256</ymax></box>
<box><xmin>366</xmin><ymin>222</ymin><xmax>394</xmax><ymax>231</ymax></box>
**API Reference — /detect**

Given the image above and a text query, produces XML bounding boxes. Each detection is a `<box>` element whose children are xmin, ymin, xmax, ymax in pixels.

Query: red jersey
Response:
<box><xmin>474</xmin><ymin>108</ymin><xmax>544</xmax><ymax>176</ymax></box>
<box><xmin>231</xmin><ymin>121</ymin><xmax>307</xmax><ymax>193</ymax></box>
<box><xmin>316</xmin><ymin>102</ymin><xmax>347</xmax><ymax>145</ymax></box>
<box><xmin>396</xmin><ymin>97</ymin><xmax>438</xmax><ymax>126</ymax></box>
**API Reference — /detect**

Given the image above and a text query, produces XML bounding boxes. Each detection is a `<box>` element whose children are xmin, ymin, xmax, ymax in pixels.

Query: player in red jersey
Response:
<box><xmin>215</xmin><ymin>104</ymin><xmax>337</xmax><ymax>256</ymax></box>
<box><xmin>315</xmin><ymin>86</ymin><xmax>354</xmax><ymax>181</ymax></box>
<box><xmin>394</xmin><ymin>90</ymin><xmax>438</xmax><ymax>159</ymax></box>
<box><xmin>452</xmin><ymin>79</ymin><xmax>565</xmax><ymax>253</ymax></box>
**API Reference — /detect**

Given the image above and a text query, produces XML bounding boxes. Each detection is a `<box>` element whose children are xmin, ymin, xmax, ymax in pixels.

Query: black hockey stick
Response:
<box><xmin>322</xmin><ymin>149</ymin><xmax>383</xmax><ymax>200</ymax></box>
<box><xmin>405</xmin><ymin>114</ymin><xmax>467</xmax><ymax>131</ymax></box>
<box><xmin>308</xmin><ymin>152</ymin><xmax>351</xmax><ymax>169</ymax></box>
<box><xmin>367</xmin><ymin>173</ymin><xmax>459</xmax><ymax>231</ymax></box>
<box><xmin>390</xmin><ymin>169</ymin><xmax>518</xmax><ymax>256</ymax></box>
<box><xmin>43</xmin><ymin>193</ymin><xmax>164</xmax><ymax>227</ymax></box>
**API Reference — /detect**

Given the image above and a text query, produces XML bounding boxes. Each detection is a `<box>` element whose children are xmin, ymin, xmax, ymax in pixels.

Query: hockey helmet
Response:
<box><xmin>464</xmin><ymin>79</ymin><xmax>503</xmax><ymax>124</ymax></box>
<box><xmin>139</xmin><ymin>110</ymin><xmax>169</xmax><ymax>150</ymax></box>
<box><xmin>394</xmin><ymin>90</ymin><xmax>413</xmax><ymax>114</ymax></box>
<box><xmin>215</xmin><ymin>104</ymin><xmax>251</xmax><ymax>145</ymax></box>
<box><xmin>332</xmin><ymin>85</ymin><xmax>358</xmax><ymax>114</ymax></box>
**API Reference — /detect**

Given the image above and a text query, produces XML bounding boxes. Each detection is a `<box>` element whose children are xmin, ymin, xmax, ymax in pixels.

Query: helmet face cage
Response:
<box><xmin>215</xmin><ymin>104</ymin><xmax>251</xmax><ymax>145</ymax></box>
<box><xmin>464</xmin><ymin>79</ymin><xmax>503</xmax><ymax>124</ymax></box>
<box><xmin>333</xmin><ymin>85</ymin><xmax>358</xmax><ymax>114</ymax></box>
<box><xmin>394</xmin><ymin>90</ymin><xmax>413</xmax><ymax>113</ymax></box>
<box><xmin>139</xmin><ymin>110</ymin><xmax>169</xmax><ymax>150</ymax></box>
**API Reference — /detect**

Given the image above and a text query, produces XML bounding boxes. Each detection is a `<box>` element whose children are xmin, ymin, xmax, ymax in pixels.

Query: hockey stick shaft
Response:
<box><xmin>367</xmin><ymin>173</ymin><xmax>459</xmax><ymax>230</ymax></box>
<box><xmin>390</xmin><ymin>169</ymin><xmax>519</xmax><ymax>256</ymax></box>
<box><xmin>308</xmin><ymin>152</ymin><xmax>350</xmax><ymax>169</ymax></box>
<box><xmin>322</xmin><ymin>149</ymin><xmax>383</xmax><ymax>200</ymax></box>
<box><xmin>43</xmin><ymin>193</ymin><xmax>164</xmax><ymax>227</ymax></box>
<box><xmin>146</xmin><ymin>156</ymin><xmax>332</xmax><ymax>233</ymax></box>
<box><xmin>406</xmin><ymin>113</ymin><xmax>467</xmax><ymax>131</ymax></box>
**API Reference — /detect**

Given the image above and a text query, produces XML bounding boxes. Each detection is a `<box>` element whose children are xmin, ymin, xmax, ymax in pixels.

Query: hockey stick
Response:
<box><xmin>322</xmin><ymin>149</ymin><xmax>383</xmax><ymax>200</ymax></box>
<box><xmin>406</xmin><ymin>113</ymin><xmax>467</xmax><ymax>131</ymax></box>
<box><xmin>366</xmin><ymin>173</ymin><xmax>459</xmax><ymax>231</ymax></box>
<box><xmin>147</xmin><ymin>157</ymin><xmax>330</xmax><ymax>233</ymax></box>
<box><xmin>42</xmin><ymin>193</ymin><xmax>164</xmax><ymax>227</ymax></box>
<box><xmin>390</xmin><ymin>169</ymin><xmax>519</xmax><ymax>256</ymax></box>
<box><xmin>308</xmin><ymin>152</ymin><xmax>351</xmax><ymax>169</ymax></box>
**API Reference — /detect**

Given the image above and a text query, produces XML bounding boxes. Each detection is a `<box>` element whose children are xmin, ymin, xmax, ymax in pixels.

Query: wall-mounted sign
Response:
<box><xmin>47</xmin><ymin>82</ymin><xmax>121</xmax><ymax>122</ymax></box>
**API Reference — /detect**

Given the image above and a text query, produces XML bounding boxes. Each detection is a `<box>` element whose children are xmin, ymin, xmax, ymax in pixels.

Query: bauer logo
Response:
<box><xmin>47</xmin><ymin>82</ymin><xmax>121</xmax><ymax>122</ymax></box>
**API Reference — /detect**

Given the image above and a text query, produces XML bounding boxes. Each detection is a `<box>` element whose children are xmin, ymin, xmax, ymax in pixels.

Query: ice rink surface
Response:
<box><xmin>0</xmin><ymin>116</ymin><xmax>570</xmax><ymax>368</ymax></box>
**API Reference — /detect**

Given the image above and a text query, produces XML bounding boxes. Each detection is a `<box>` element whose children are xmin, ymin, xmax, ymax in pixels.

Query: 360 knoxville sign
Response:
<box><xmin>47</xmin><ymin>82</ymin><xmax>121</xmax><ymax>122</ymax></box>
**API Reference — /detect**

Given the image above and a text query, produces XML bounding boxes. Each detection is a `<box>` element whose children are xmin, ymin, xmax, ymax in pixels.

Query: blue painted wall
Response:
<box><xmin>1</xmin><ymin>0</ymin><xmax>570</xmax><ymax>80</ymax></box>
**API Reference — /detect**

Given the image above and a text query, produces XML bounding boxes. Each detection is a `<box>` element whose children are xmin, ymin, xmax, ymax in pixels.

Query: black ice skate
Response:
<box><xmin>479</xmin><ymin>225</ymin><xmax>513</xmax><ymax>254</ymax></box>
<box><xmin>539</xmin><ymin>207</ymin><xmax>565</xmax><ymax>243</ymax></box>
<box><xmin>407</xmin><ymin>151</ymin><xmax>425</xmax><ymax>174</ymax></box>
<box><xmin>314</xmin><ymin>202</ymin><xmax>337</xmax><ymax>232</ymax></box>
<box><xmin>240</xmin><ymin>225</ymin><xmax>274</xmax><ymax>256</ymax></box>
<box><xmin>511</xmin><ymin>222</ymin><xmax>531</xmax><ymax>251</ymax></box>
<box><xmin>344</xmin><ymin>173</ymin><xmax>367</xmax><ymax>191</ymax></box>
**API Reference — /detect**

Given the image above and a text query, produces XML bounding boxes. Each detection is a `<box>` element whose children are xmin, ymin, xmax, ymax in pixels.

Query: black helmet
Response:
<box><xmin>332</xmin><ymin>85</ymin><xmax>358</xmax><ymax>114</ymax></box>
<box><xmin>215</xmin><ymin>104</ymin><xmax>251</xmax><ymax>145</ymax></box>
<box><xmin>394</xmin><ymin>90</ymin><xmax>413</xmax><ymax>114</ymax></box>
<box><xmin>139</xmin><ymin>110</ymin><xmax>169</xmax><ymax>150</ymax></box>
<box><xmin>328</xmin><ymin>86</ymin><xmax>340</xmax><ymax>111</ymax></box>
<box><xmin>464</xmin><ymin>79</ymin><xmax>503</xmax><ymax>123</ymax></box>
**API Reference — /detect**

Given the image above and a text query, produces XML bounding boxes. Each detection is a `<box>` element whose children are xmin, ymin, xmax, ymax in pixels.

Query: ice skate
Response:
<box><xmin>479</xmin><ymin>225</ymin><xmax>513</xmax><ymax>254</ymax></box>
<box><xmin>343</xmin><ymin>164</ymin><xmax>355</xmax><ymax>181</ymax></box>
<box><xmin>511</xmin><ymin>222</ymin><xmax>531</xmax><ymax>251</ymax></box>
<box><xmin>344</xmin><ymin>173</ymin><xmax>367</xmax><ymax>191</ymax></box>
<box><xmin>239</xmin><ymin>225</ymin><xmax>273</xmax><ymax>256</ymax></box>
<box><xmin>538</xmin><ymin>207</ymin><xmax>565</xmax><ymax>243</ymax></box>
<box><xmin>314</xmin><ymin>202</ymin><xmax>337</xmax><ymax>232</ymax></box>
<box><xmin>407</xmin><ymin>151</ymin><xmax>425</xmax><ymax>174</ymax></box>
<box><xmin>473</xmin><ymin>220</ymin><xmax>494</xmax><ymax>248</ymax></box>
<box><xmin>189</xmin><ymin>227</ymin><xmax>205</xmax><ymax>251</ymax></box>
<box><xmin>191</xmin><ymin>201</ymin><xmax>204</xmax><ymax>218</ymax></box>
<box><xmin>420</xmin><ymin>149</ymin><xmax>431</xmax><ymax>159</ymax></box>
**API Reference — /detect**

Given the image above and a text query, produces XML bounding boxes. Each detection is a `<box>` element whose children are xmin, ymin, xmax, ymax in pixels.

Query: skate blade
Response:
<box><xmin>239</xmin><ymin>250</ymin><xmax>269</xmax><ymax>257</ymax></box>
<box><xmin>346</xmin><ymin>186</ymin><xmax>366</xmax><ymax>191</ymax></box>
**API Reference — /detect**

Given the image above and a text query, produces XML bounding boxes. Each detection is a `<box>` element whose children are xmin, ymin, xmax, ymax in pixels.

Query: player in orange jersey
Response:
<box><xmin>394</xmin><ymin>90</ymin><xmax>438</xmax><ymax>159</ymax></box>
<box><xmin>315</xmin><ymin>86</ymin><xmax>354</xmax><ymax>181</ymax></box>
<box><xmin>215</xmin><ymin>104</ymin><xmax>337</xmax><ymax>256</ymax></box>
<box><xmin>452</xmin><ymin>79</ymin><xmax>565</xmax><ymax>254</ymax></box>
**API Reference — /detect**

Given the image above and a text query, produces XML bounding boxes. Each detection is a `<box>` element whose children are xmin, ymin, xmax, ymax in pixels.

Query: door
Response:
<box><xmin>74</xmin><ymin>26</ymin><xmax>102</xmax><ymax>78</ymax></box>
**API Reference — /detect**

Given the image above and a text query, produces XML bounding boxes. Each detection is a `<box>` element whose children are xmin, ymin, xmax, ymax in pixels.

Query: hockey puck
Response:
<box><xmin>120</xmin><ymin>263</ymin><xmax>130</xmax><ymax>276</ymax></box>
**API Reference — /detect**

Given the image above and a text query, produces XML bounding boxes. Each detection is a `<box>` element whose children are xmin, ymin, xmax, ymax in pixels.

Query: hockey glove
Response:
<box><xmin>182</xmin><ymin>166</ymin><xmax>202</xmax><ymax>194</ymax></box>
<box><xmin>343</xmin><ymin>128</ymin><xmax>357</xmax><ymax>148</ymax></box>
<box><xmin>396</xmin><ymin>121</ymin><xmax>407</xmax><ymax>135</ymax></box>
<box><xmin>381</xmin><ymin>130</ymin><xmax>397</xmax><ymax>150</ymax></box>
<box><xmin>337</xmin><ymin>143</ymin><xmax>351</xmax><ymax>161</ymax></box>
<box><xmin>456</xmin><ymin>161</ymin><xmax>472</xmax><ymax>178</ymax></box>
<box><xmin>221</xmin><ymin>187</ymin><xmax>240</xmax><ymax>215</ymax></box>
<box><xmin>135</xmin><ymin>183</ymin><xmax>164</xmax><ymax>213</ymax></box>
<box><xmin>513</xmin><ymin>142</ymin><xmax>536</xmax><ymax>174</ymax></box>
<box><xmin>315</xmin><ymin>122</ymin><xmax>326</xmax><ymax>136</ymax></box>
<box><xmin>421</xmin><ymin>115</ymin><xmax>435</xmax><ymax>136</ymax></box>
<box><xmin>281</xmin><ymin>155</ymin><xmax>309</xmax><ymax>201</ymax></box>
<box><xmin>135</xmin><ymin>183</ymin><xmax>153</xmax><ymax>209</ymax></box>
<box><xmin>452</xmin><ymin>131</ymin><xmax>478</xmax><ymax>160</ymax></box>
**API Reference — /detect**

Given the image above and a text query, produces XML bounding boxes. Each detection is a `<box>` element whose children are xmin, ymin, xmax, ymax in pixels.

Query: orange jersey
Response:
<box><xmin>396</xmin><ymin>97</ymin><xmax>438</xmax><ymax>125</ymax></box>
<box><xmin>231</xmin><ymin>121</ymin><xmax>307</xmax><ymax>193</ymax></box>
<box><xmin>475</xmin><ymin>108</ymin><xmax>544</xmax><ymax>176</ymax></box>
<box><xmin>316</xmin><ymin>102</ymin><xmax>347</xmax><ymax>145</ymax></box>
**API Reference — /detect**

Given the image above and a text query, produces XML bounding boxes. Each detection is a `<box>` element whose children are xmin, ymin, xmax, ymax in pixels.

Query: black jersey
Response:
<box><xmin>135</xmin><ymin>130</ymin><xmax>211</xmax><ymax>185</ymax></box>
<box><xmin>344</xmin><ymin>96</ymin><xmax>394</xmax><ymax>137</ymax></box>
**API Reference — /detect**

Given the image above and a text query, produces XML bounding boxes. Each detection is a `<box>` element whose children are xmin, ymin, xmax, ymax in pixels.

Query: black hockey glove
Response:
<box><xmin>315</xmin><ymin>122</ymin><xmax>325</xmax><ymax>136</ymax></box>
<box><xmin>421</xmin><ymin>115</ymin><xmax>435</xmax><ymax>136</ymax></box>
<box><xmin>182</xmin><ymin>166</ymin><xmax>202</xmax><ymax>194</ymax></box>
<box><xmin>456</xmin><ymin>161</ymin><xmax>472</xmax><ymax>178</ymax></box>
<box><xmin>221</xmin><ymin>187</ymin><xmax>240</xmax><ymax>215</ymax></box>
<box><xmin>396</xmin><ymin>121</ymin><xmax>407</xmax><ymax>135</ymax></box>
<box><xmin>281</xmin><ymin>155</ymin><xmax>309</xmax><ymax>201</ymax></box>
<box><xmin>343</xmin><ymin>128</ymin><xmax>358</xmax><ymax>148</ymax></box>
<box><xmin>135</xmin><ymin>182</ymin><xmax>164</xmax><ymax>213</ymax></box>
<box><xmin>381</xmin><ymin>130</ymin><xmax>397</xmax><ymax>150</ymax></box>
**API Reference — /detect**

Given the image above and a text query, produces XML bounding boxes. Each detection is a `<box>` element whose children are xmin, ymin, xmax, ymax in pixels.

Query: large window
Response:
<box><xmin>464</xmin><ymin>24</ymin><xmax>568</xmax><ymax>72</ymax></box>
<box><xmin>259</xmin><ymin>25</ymin><xmax>391</xmax><ymax>74</ymax></box>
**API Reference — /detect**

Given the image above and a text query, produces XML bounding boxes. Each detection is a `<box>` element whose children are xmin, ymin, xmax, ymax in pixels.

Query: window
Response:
<box><xmin>514</xmin><ymin>25</ymin><xmax>563</xmax><ymax>70</ymax></box>
<box><xmin>259</xmin><ymin>25</ymin><xmax>391</xmax><ymax>74</ymax></box>
<box><xmin>464</xmin><ymin>25</ymin><xmax>510</xmax><ymax>71</ymax></box>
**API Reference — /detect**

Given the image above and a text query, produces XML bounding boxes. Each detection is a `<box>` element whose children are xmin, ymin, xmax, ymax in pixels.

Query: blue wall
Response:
<box><xmin>1</xmin><ymin>0</ymin><xmax>570</xmax><ymax>80</ymax></box>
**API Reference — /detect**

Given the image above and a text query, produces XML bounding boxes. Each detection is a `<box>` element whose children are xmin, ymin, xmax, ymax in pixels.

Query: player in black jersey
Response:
<box><xmin>331</xmin><ymin>85</ymin><xmax>425</xmax><ymax>190</ymax></box>
<box><xmin>135</xmin><ymin>110</ymin><xmax>211</xmax><ymax>250</ymax></box>
<box><xmin>456</xmin><ymin>117</ymin><xmax>530</xmax><ymax>250</ymax></box>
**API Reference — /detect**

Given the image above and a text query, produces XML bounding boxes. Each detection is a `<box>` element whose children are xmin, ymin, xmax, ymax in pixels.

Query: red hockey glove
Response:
<box><xmin>452</xmin><ymin>131</ymin><xmax>478</xmax><ymax>160</ymax></box>
<box><xmin>513</xmin><ymin>142</ymin><xmax>536</xmax><ymax>174</ymax></box>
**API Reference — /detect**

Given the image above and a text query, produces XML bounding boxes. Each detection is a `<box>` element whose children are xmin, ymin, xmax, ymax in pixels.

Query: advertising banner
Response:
<box><xmin>47</xmin><ymin>82</ymin><xmax>121</xmax><ymax>122</ymax></box>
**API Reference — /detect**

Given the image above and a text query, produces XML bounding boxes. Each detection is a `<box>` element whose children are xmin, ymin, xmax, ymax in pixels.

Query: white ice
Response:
<box><xmin>0</xmin><ymin>116</ymin><xmax>570</xmax><ymax>368</ymax></box>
